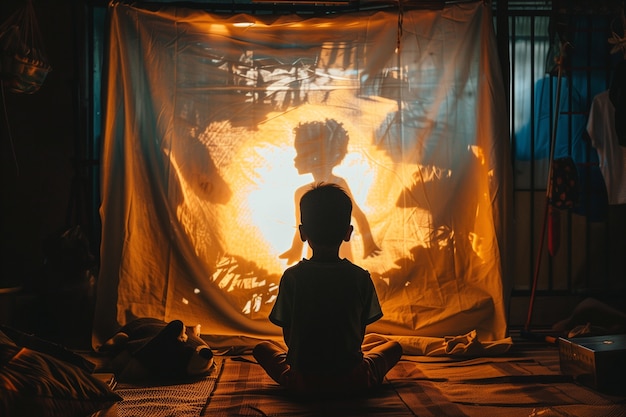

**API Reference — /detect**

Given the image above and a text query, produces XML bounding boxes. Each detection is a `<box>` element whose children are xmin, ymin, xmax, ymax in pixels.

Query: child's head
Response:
<box><xmin>293</xmin><ymin>119</ymin><xmax>349</xmax><ymax>174</ymax></box>
<box><xmin>299</xmin><ymin>183</ymin><xmax>352</xmax><ymax>246</ymax></box>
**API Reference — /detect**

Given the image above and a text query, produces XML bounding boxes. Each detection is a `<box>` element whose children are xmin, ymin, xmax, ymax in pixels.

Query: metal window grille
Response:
<box><xmin>495</xmin><ymin>1</ymin><xmax>626</xmax><ymax>328</ymax></box>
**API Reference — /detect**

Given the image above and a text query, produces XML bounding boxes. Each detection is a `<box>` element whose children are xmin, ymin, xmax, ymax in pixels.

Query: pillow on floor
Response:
<box><xmin>0</xmin><ymin>329</ymin><xmax>122</xmax><ymax>417</ymax></box>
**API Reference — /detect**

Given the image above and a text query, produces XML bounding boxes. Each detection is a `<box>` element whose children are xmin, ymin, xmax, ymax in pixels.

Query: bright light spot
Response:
<box><xmin>247</xmin><ymin>144</ymin><xmax>310</xmax><ymax>256</ymax></box>
<box><xmin>194</xmin><ymin>288</ymin><xmax>201</xmax><ymax>294</ymax></box>
<box><xmin>182</xmin><ymin>297</ymin><xmax>189</xmax><ymax>305</ymax></box>
<box><xmin>207</xmin><ymin>24</ymin><xmax>229</xmax><ymax>35</ymax></box>
<box><xmin>247</xmin><ymin>145</ymin><xmax>376</xmax><ymax>262</ymax></box>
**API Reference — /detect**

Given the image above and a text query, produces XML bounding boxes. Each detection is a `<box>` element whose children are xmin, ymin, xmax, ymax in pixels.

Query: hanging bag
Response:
<box><xmin>548</xmin><ymin>156</ymin><xmax>579</xmax><ymax>210</ymax></box>
<box><xmin>0</xmin><ymin>0</ymin><xmax>51</xmax><ymax>94</ymax></box>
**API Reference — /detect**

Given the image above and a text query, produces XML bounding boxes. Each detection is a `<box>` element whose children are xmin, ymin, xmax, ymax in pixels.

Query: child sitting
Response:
<box><xmin>254</xmin><ymin>183</ymin><xmax>402</xmax><ymax>397</ymax></box>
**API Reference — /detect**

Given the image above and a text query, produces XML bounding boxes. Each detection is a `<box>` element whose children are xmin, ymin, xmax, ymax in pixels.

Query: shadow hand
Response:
<box><xmin>363</xmin><ymin>240</ymin><xmax>382</xmax><ymax>259</ymax></box>
<box><xmin>279</xmin><ymin>247</ymin><xmax>302</xmax><ymax>265</ymax></box>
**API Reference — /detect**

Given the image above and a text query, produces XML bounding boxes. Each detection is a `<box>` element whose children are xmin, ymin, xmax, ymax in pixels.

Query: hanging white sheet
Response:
<box><xmin>94</xmin><ymin>0</ymin><xmax>513</xmax><ymax>353</ymax></box>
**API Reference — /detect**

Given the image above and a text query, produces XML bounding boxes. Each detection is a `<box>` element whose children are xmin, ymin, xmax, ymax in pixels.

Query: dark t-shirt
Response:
<box><xmin>269</xmin><ymin>258</ymin><xmax>383</xmax><ymax>374</ymax></box>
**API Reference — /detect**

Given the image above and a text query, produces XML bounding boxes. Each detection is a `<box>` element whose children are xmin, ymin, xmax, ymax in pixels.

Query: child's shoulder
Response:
<box><xmin>299</xmin><ymin>258</ymin><xmax>369</xmax><ymax>275</ymax></box>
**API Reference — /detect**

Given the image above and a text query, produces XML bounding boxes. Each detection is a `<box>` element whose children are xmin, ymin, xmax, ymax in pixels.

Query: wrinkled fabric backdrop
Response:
<box><xmin>94</xmin><ymin>0</ymin><xmax>513</xmax><ymax>352</ymax></box>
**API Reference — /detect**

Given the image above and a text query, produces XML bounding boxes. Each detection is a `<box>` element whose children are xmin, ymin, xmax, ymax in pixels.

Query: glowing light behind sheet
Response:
<box><xmin>95</xmin><ymin>2</ymin><xmax>511</xmax><ymax>348</ymax></box>
<box><xmin>246</xmin><ymin>133</ymin><xmax>382</xmax><ymax>267</ymax></box>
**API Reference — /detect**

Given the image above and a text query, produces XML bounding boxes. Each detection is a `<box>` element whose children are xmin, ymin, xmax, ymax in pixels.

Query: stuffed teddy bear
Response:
<box><xmin>98</xmin><ymin>318</ymin><xmax>214</xmax><ymax>382</ymax></box>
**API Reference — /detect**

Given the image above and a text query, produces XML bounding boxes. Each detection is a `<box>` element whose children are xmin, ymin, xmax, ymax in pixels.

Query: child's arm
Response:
<box><xmin>351</xmin><ymin>202</ymin><xmax>381</xmax><ymax>258</ymax></box>
<box><xmin>337</xmin><ymin>178</ymin><xmax>381</xmax><ymax>258</ymax></box>
<box><xmin>279</xmin><ymin>187</ymin><xmax>307</xmax><ymax>264</ymax></box>
<box><xmin>282</xmin><ymin>327</ymin><xmax>291</xmax><ymax>345</ymax></box>
<box><xmin>279</xmin><ymin>233</ymin><xmax>304</xmax><ymax>264</ymax></box>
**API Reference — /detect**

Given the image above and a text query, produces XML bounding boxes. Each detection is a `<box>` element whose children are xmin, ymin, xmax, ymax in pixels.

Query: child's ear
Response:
<box><xmin>298</xmin><ymin>224</ymin><xmax>307</xmax><ymax>242</ymax></box>
<box><xmin>343</xmin><ymin>225</ymin><xmax>353</xmax><ymax>242</ymax></box>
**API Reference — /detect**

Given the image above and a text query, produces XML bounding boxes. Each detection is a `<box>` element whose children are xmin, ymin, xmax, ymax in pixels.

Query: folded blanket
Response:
<box><xmin>366</xmin><ymin>330</ymin><xmax>513</xmax><ymax>356</ymax></box>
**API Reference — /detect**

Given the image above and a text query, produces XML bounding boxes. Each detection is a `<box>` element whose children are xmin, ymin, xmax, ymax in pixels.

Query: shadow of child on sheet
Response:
<box><xmin>280</xmin><ymin>119</ymin><xmax>381</xmax><ymax>265</ymax></box>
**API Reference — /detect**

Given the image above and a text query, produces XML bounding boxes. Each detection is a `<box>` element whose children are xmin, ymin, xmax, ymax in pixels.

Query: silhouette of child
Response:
<box><xmin>280</xmin><ymin>119</ymin><xmax>381</xmax><ymax>264</ymax></box>
<box><xmin>254</xmin><ymin>183</ymin><xmax>402</xmax><ymax>396</ymax></box>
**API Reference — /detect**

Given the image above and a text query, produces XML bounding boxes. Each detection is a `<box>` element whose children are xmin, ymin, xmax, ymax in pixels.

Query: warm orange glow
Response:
<box><xmin>96</xmin><ymin>2</ymin><xmax>510</xmax><ymax>346</ymax></box>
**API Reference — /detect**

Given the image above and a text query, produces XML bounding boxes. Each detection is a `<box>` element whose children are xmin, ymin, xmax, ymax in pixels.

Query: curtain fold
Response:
<box><xmin>94</xmin><ymin>0</ymin><xmax>512</xmax><ymax>352</ymax></box>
